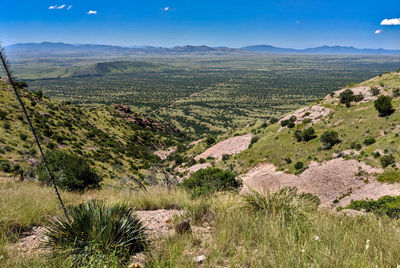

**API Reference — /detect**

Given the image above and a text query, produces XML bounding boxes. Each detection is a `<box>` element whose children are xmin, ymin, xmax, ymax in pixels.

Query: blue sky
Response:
<box><xmin>1</xmin><ymin>0</ymin><xmax>399</xmax><ymax>48</ymax></box>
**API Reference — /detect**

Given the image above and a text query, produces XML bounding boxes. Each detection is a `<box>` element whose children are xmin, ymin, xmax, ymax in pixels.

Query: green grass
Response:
<box><xmin>3</xmin><ymin>180</ymin><xmax>400</xmax><ymax>267</ymax></box>
<box><xmin>377</xmin><ymin>170</ymin><xmax>400</xmax><ymax>183</ymax></box>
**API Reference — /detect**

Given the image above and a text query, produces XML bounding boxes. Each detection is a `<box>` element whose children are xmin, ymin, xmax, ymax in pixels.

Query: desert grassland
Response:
<box><xmin>23</xmin><ymin>55</ymin><xmax>400</xmax><ymax>137</ymax></box>
<box><xmin>2</xmin><ymin>179</ymin><xmax>400</xmax><ymax>267</ymax></box>
<box><xmin>223</xmin><ymin>72</ymin><xmax>400</xmax><ymax>174</ymax></box>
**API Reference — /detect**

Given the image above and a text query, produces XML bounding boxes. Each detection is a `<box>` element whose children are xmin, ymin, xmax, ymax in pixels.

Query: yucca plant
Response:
<box><xmin>242</xmin><ymin>187</ymin><xmax>320</xmax><ymax>222</ymax></box>
<box><xmin>44</xmin><ymin>200</ymin><xmax>148</xmax><ymax>267</ymax></box>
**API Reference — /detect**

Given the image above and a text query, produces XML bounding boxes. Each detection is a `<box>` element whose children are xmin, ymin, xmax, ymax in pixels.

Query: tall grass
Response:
<box><xmin>147</xmin><ymin>190</ymin><xmax>400</xmax><ymax>267</ymax></box>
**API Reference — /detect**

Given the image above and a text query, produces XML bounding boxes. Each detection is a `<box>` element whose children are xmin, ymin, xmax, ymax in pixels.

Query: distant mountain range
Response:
<box><xmin>6</xmin><ymin>42</ymin><xmax>400</xmax><ymax>57</ymax></box>
<box><xmin>241</xmin><ymin>45</ymin><xmax>400</xmax><ymax>54</ymax></box>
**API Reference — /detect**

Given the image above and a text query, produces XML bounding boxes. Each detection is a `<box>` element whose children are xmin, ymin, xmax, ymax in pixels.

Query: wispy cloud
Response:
<box><xmin>49</xmin><ymin>4</ymin><xmax>69</xmax><ymax>10</ymax></box>
<box><xmin>163</xmin><ymin>6</ymin><xmax>170</xmax><ymax>11</ymax></box>
<box><xmin>374</xmin><ymin>29</ymin><xmax>382</xmax><ymax>34</ymax></box>
<box><xmin>380</xmin><ymin>18</ymin><xmax>400</xmax><ymax>25</ymax></box>
<box><xmin>87</xmin><ymin>10</ymin><xmax>97</xmax><ymax>15</ymax></box>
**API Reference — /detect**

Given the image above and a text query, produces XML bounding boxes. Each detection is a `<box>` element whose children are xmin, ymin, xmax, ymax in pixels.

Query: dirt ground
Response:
<box><xmin>241</xmin><ymin>158</ymin><xmax>400</xmax><ymax>209</ymax></box>
<box><xmin>194</xmin><ymin>134</ymin><xmax>253</xmax><ymax>161</ymax></box>
<box><xmin>278</xmin><ymin>105</ymin><xmax>331</xmax><ymax>130</ymax></box>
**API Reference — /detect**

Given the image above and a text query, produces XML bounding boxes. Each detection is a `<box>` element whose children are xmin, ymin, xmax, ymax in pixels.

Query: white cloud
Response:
<box><xmin>49</xmin><ymin>4</ymin><xmax>69</xmax><ymax>10</ymax></box>
<box><xmin>380</xmin><ymin>18</ymin><xmax>400</xmax><ymax>25</ymax></box>
<box><xmin>375</xmin><ymin>29</ymin><xmax>382</xmax><ymax>34</ymax></box>
<box><xmin>87</xmin><ymin>10</ymin><xmax>97</xmax><ymax>15</ymax></box>
<box><xmin>163</xmin><ymin>6</ymin><xmax>170</xmax><ymax>11</ymax></box>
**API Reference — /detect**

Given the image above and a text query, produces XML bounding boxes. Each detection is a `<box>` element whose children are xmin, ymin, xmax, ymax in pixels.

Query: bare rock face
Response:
<box><xmin>175</xmin><ymin>219</ymin><xmax>192</xmax><ymax>235</ymax></box>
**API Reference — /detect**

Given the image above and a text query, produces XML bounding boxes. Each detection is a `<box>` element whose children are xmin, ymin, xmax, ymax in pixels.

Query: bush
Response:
<box><xmin>363</xmin><ymin>137</ymin><xmax>376</xmax><ymax>146</ymax></box>
<box><xmin>393</xmin><ymin>88</ymin><xmax>400</xmax><ymax>97</ymax></box>
<box><xmin>350</xmin><ymin>142</ymin><xmax>362</xmax><ymax>150</ymax></box>
<box><xmin>320</xmin><ymin>131</ymin><xmax>340</xmax><ymax>150</ymax></box>
<box><xmin>294</xmin><ymin>161</ymin><xmax>304</xmax><ymax>170</ymax></box>
<box><xmin>281</xmin><ymin>116</ymin><xmax>296</xmax><ymax>128</ymax></box>
<box><xmin>347</xmin><ymin>196</ymin><xmax>400</xmax><ymax>219</ymax></box>
<box><xmin>181</xmin><ymin>167</ymin><xmax>242</xmax><ymax>197</ymax></box>
<box><xmin>374</xmin><ymin>96</ymin><xmax>394</xmax><ymax>117</ymax></box>
<box><xmin>205</xmin><ymin>135</ymin><xmax>216</xmax><ymax>146</ymax></box>
<box><xmin>0</xmin><ymin>159</ymin><xmax>11</xmax><ymax>172</ymax></box>
<box><xmin>269</xmin><ymin>117</ymin><xmax>279</xmax><ymax>124</ymax></box>
<box><xmin>250</xmin><ymin>136</ymin><xmax>259</xmax><ymax>145</ymax></box>
<box><xmin>222</xmin><ymin>154</ymin><xmax>231</xmax><ymax>161</ymax></box>
<box><xmin>44</xmin><ymin>200</ymin><xmax>147</xmax><ymax>266</ymax></box>
<box><xmin>380</xmin><ymin>154</ymin><xmax>395</xmax><ymax>168</ymax></box>
<box><xmin>370</xmin><ymin>87</ymin><xmax>380</xmax><ymax>96</ymax></box>
<box><xmin>19</xmin><ymin>133</ymin><xmax>28</xmax><ymax>141</ymax></box>
<box><xmin>36</xmin><ymin>150</ymin><xmax>102</xmax><ymax>191</ymax></box>
<box><xmin>339</xmin><ymin>89</ymin><xmax>354</xmax><ymax>107</ymax></box>
<box><xmin>302</xmin><ymin>127</ymin><xmax>316</xmax><ymax>141</ymax></box>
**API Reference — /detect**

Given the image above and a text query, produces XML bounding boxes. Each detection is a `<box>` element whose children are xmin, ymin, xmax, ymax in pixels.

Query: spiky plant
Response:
<box><xmin>242</xmin><ymin>187</ymin><xmax>320</xmax><ymax>222</ymax></box>
<box><xmin>44</xmin><ymin>200</ymin><xmax>148</xmax><ymax>267</ymax></box>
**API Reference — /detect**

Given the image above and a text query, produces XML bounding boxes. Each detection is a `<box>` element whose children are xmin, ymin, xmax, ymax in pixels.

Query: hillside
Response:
<box><xmin>0</xmin><ymin>80</ymin><xmax>184</xmax><ymax>181</ymax></box>
<box><xmin>183</xmin><ymin>71</ymin><xmax>400</xmax><ymax>208</ymax></box>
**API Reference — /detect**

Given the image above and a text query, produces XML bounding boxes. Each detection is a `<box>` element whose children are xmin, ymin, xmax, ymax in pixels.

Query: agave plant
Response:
<box><xmin>242</xmin><ymin>187</ymin><xmax>320</xmax><ymax>222</ymax></box>
<box><xmin>44</xmin><ymin>200</ymin><xmax>148</xmax><ymax>267</ymax></box>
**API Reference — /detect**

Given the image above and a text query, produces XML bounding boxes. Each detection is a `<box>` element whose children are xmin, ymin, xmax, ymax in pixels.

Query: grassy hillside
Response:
<box><xmin>215</xmin><ymin>71</ymin><xmax>400</xmax><ymax>175</ymax></box>
<box><xmin>0</xmin><ymin>80</ymin><xmax>185</xmax><ymax>181</ymax></box>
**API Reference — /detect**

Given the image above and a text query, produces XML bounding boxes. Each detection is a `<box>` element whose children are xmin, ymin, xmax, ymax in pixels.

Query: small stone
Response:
<box><xmin>194</xmin><ymin>255</ymin><xmax>207</xmax><ymax>263</ymax></box>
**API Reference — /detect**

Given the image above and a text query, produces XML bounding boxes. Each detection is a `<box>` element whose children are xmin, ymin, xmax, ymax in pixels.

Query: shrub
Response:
<box><xmin>302</xmin><ymin>127</ymin><xmax>316</xmax><ymax>141</ymax></box>
<box><xmin>393</xmin><ymin>88</ymin><xmax>400</xmax><ymax>97</ymax></box>
<box><xmin>0</xmin><ymin>110</ymin><xmax>6</xmax><ymax>120</ymax></box>
<box><xmin>19</xmin><ymin>133</ymin><xmax>28</xmax><ymax>141</ymax></box>
<box><xmin>0</xmin><ymin>159</ymin><xmax>11</xmax><ymax>172</ymax></box>
<box><xmin>269</xmin><ymin>117</ymin><xmax>279</xmax><ymax>124</ymax></box>
<box><xmin>222</xmin><ymin>154</ymin><xmax>231</xmax><ymax>161</ymax></box>
<box><xmin>250</xmin><ymin>136</ymin><xmax>259</xmax><ymax>145</ymax></box>
<box><xmin>339</xmin><ymin>89</ymin><xmax>354</xmax><ymax>107</ymax></box>
<box><xmin>205</xmin><ymin>135</ymin><xmax>216</xmax><ymax>146</ymax></box>
<box><xmin>3</xmin><ymin>122</ymin><xmax>10</xmax><ymax>130</ymax></box>
<box><xmin>380</xmin><ymin>154</ymin><xmax>395</xmax><ymax>168</ymax></box>
<box><xmin>302</xmin><ymin>118</ymin><xmax>312</xmax><ymax>124</ymax></box>
<box><xmin>294</xmin><ymin>161</ymin><xmax>304</xmax><ymax>170</ymax></box>
<box><xmin>181</xmin><ymin>167</ymin><xmax>242</xmax><ymax>197</ymax></box>
<box><xmin>294</xmin><ymin>130</ymin><xmax>303</xmax><ymax>142</ymax></box>
<box><xmin>370</xmin><ymin>87</ymin><xmax>380</xmax><ymax>96</ymax></box>
<box><xmin>284</xmin><ymin>157</ymin><xmax>292</xmax><ymax>164</ymax></box>
<box><xmin>374</xmin><ymin>96</ymin><xmax>394</xmax><ymax>117</ymax></box>
<box><xmin>280</xmin><ymin>120</ymin><xmax>289</xmax><ymax>127</ymax></box>
<box><xmin>350</xmin><ymin>142</ymin><xmax>362</xmax><ymax>150</ymax></box>
<box><xmin>36</xmin><ymin>150</ymin><xmax>102</xmax><ymax>191</ymax></box>
<box><xmin>363</xmin><ymin>137</ymin><xmax>376</xmax><ymax>146</ymax></box>
<box><xmin>347</xmin><ymin>196</ymin><xmax>400</xmax><ymax>218</ymax></box>
<box><xmin>320</xmin><ymin>130</ymin><xmax>340</xmax><ymax>149</ymax></box>
<box><xmin>44</xmin><ymin>200</ymin><xmax>147</xmax><ymax>266</ymax></box>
